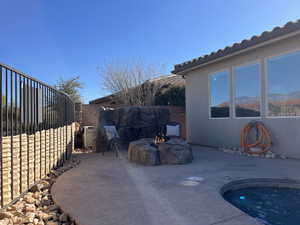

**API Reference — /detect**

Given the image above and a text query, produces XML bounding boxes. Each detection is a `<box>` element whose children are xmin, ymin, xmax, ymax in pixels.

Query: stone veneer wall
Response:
<box><xmin>81</xmin><ymin>104</ymin><xmax>186</xmax><ymax>139</ymax></box>
<box><xmin>0</xmin><ymin>123</ymin><xmax>75</xmax><ymax>208</ymax></box>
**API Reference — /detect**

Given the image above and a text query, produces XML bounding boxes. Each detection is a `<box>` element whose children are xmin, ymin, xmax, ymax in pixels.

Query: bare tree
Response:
<box><xmin>99</xmin><ymin>62</ymin><xmax>165</xmax><ymax>106</ymax></box>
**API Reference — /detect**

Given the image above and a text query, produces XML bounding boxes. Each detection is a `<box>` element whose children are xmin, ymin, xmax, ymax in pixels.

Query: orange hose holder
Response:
<box><xmin>240</xmin><ymin>121</ymin><xmax>272</xmax><ymax>155</ymax></box>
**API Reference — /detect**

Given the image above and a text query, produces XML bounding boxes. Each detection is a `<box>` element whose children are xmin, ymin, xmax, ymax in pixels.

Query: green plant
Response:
<box><xmin>55</xmin><ymin>76</ymin><xmax>83</xmax><ymax>103</ymax></box>
<box><xmin>155</xmin><ymin>86</ymin><xmax>185</xmax><ymax>107</ymax></box>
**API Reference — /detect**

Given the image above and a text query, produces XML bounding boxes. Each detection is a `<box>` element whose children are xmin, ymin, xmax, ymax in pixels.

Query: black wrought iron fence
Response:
<box><xmin>0</xmin><ymin>63</ymin><xmax>74</xmax><ymax>137</ymax></box>
<box><xmin>0</xmin><ymin>63</ymin><xmax>75</xmax><ymax>208</ymax></box>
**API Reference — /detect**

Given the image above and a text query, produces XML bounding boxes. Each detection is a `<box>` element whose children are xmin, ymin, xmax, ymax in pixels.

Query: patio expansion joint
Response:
<box><xmin>208</xmin><ymin>213</ymin><xmax>246</xmax><ymax>225</ymax></box>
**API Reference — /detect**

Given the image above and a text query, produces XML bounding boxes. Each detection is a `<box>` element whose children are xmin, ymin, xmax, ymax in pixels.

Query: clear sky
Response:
<box><xmin>1</xmin><ymin>0</ymin><xmax>300</xmax><ymax>103</ymax></box>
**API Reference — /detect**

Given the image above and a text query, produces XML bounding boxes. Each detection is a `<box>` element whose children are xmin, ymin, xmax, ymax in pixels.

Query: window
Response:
<box><xmin>267</xmin><ymin>50</ymin><xmax>300</xmax><ymax>117</ymax></box>
<box><xmin>234</xmin><ymin>63</ymin><xmax>261</xmax><ymax>117</ymax></box>
<box><xmin>209</xmin><ymin>71</ymin><xmax>230</xmax><ymax>118</ymax></box>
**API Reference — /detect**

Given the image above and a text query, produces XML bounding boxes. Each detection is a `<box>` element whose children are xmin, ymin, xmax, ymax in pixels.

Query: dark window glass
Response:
<box><xmin>268</xmin><ymin>51</ymin><xmax>300</xmax><ymax>117</ymax></box>
<box><xmin>210</xmin><ymin>71</ymin><xmax>230</xmax><ymax>118</ymax></box>
<box><xmin>235</xmin><ymin>63</ymin><xmax>261</xmax><ymax>117</ymax></box>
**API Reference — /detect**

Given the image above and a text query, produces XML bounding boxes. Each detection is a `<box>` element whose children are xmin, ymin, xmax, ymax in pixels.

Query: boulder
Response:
<box><xmin>96</xmin><ymin>108</ymin><xmax>115</xmax><ymax>153</ymax></box>
<box><xmin>116</xmin><ymin>107</ymin><xmax>169</xmax><ymax>129</ymax></box>
<box><xmin>0</xmin><ymin>218</ymin><xmax>10</xmax><ymax>225</ymax></box>
<box><xmin>158</xmin><ymin>138</ymin><xmax>193</xmax><ymax>164</ymax></box>
<box><xmin>128</xmin><ymin>138</ymin><xmax>160</xmax><ymax>166</ymax></box>
<box><xmin>59</xmin><ymin>213</ymin><xmax>69</xmax><ymax>222</ymax></box>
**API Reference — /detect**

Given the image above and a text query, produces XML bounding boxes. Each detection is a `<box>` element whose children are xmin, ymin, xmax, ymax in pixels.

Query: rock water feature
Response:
<box><xmin>128</xmin><ymin>138</ymin><xmax>193</xmax><ymax>165</ymax></box>
<box><xmin>96</xmin><ymin>106</ymin><xmax>170</xmax><ymax>152</ymax></box>
<box><xmin>0</xmin><ymin>157</ymin><xmax>80</xmax><ymax>225</ymax></box>
<box><xmin>96</xmin><ymin>106</ymin><xmax>193</xmax><ymax>165</ymax></box>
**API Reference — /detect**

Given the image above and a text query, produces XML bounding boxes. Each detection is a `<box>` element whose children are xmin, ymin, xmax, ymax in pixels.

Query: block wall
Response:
<box><xmin>0</xmin><ymin>123</ymin><xmax>75</xmax><ymax>208</ymax></box>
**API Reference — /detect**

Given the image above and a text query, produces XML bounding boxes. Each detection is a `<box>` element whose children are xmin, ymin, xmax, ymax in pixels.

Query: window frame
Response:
<box><xmin>265</xmin><ymin>48</ymin><xmax>300</xmax><ymax>119</ymax></box>
<box><xmin>208</xmin><ymin>69</ymin><xmax>231</xmax><ymax>119</ymax></box>
<box><xmin>232</xmin><ymin>60</ymin><xmax>262</xmax><ymax>119</ymax></box>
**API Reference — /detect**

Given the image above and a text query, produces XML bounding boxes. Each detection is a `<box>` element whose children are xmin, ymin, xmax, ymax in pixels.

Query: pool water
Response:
<box><xmin>223</xmin><ymin>187</ymin><xmax>300</xmax><ymax>225</ymax></box>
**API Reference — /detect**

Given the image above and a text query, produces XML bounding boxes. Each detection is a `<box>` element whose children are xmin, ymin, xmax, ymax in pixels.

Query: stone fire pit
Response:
<box><xmin>128</xmin><ymin>138</ymin><xmax>193</xmax><ymax>166</ymax></box>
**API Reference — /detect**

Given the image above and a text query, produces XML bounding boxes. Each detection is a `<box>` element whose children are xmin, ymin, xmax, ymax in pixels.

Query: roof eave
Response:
<box><xmin>172</xmin><ymin>29</ymin><xmax>300</xmax><ymax>75</ymax></box>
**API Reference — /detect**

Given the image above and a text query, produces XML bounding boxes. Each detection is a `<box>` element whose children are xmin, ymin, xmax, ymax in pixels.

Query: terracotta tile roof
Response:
<box><xmin>172</xmin><ymin>19</ymin><xmax>300</xmax><ymax>74</ymax></box>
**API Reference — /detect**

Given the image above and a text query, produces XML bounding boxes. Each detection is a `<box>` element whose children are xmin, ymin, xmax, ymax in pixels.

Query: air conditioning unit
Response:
<box><xmin>83</xmin><ymin>126</ymin><xmax>96</xmax><ymax>149</ymax></box>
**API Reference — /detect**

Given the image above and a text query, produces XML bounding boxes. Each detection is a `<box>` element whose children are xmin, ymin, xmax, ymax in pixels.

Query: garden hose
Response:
<box><xmin>240</xmin><ymin>121</ymin><xmax>272</xmax><ymax>155</ymax></box>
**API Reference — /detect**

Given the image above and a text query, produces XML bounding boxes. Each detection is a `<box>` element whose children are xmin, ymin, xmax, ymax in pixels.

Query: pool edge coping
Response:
<box><xmin>220</xmin><ymin>178</ymin><xmax>300</xmax><ymax>195</ymax></box>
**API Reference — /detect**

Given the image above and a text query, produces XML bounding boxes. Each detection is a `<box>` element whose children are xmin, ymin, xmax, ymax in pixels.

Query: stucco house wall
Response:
<box><xmin>185</xmin><ymin>33</ymin><xmax>300</xmax><ymax>159</ymax></box>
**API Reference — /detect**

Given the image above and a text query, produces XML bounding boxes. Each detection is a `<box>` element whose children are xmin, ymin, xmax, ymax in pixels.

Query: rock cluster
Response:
<box><xmin>219</xmin><ymin>146</ymin><xmax>286</xmax><ymax>159</ymax></box>
<box><xmin>128</xmin><ymin>138</ymin><xmax>193</xmax><ymax>165</ymax></box>
<box><xmin>0</xmin><ymin>157</ymin><xmax>80</xmax><ymax>225</ymax></box>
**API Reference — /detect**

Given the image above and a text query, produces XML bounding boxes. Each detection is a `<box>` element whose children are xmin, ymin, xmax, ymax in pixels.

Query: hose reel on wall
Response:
<box><xmin>240</xmin><ymin>121</ymin><xmax>272</xmax><ymax>155</ymax></box>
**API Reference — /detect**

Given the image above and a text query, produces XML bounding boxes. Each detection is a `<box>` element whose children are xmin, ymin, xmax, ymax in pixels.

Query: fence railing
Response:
<box><xmin>0</xmin><ymin>63</ymin><xmax>75</xmax><ymax>208</ymax></box>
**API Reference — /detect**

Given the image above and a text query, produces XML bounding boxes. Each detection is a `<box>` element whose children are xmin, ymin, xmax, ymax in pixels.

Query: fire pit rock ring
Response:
<box><xmin>128</xmin><ymin>138</ymin><xmax>193</xmax><ymax>166</ymax></box>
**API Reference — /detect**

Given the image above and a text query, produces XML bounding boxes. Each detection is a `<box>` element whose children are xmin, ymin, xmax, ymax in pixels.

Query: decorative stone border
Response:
<box><xmin>0</xmin><ymin>155</ymin><xmax>80</xmax><ymax>225</ymax></box>
<box><xmin>218</xmin><ymin>146</ymin><xmax>287</xmax><ymax>159</ymax></box>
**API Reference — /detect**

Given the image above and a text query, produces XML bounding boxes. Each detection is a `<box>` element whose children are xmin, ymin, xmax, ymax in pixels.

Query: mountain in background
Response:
<box><xmin>215</xmin><ymin>90</ymin><xmax>300</xmax><ymax>116</ymax></box>
<box><xmin>218</xmin><ymin>90</ymin><xmax>300</xmax><ymax>108</ymax></box>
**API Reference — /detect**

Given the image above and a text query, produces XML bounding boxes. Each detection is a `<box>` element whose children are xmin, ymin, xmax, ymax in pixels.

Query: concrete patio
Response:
<box><xmin>52</xmin><ymin>146</ymin><xmax>300</xmax><ymax>225</ymax></box>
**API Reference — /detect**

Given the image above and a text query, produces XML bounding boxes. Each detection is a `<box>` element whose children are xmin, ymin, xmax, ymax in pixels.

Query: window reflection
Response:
<box><xmin>235</xmin><ymin>63</ymin><xmax>260</xmax><ymax>117</ymax></box>
<box><xmin>268</xmin><ymin>51</ymin><xmax>300</xmax><ymax>117</ymax></box>
<box><xmin>210</xmin><ymin>71</ymin><xmax>230</xmax><ymax>118</ymax></box>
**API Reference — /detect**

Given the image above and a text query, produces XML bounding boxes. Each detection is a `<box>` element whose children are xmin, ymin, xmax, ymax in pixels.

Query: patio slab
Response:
<box><xmin>52</xmin><ymin>146</ymin><xmax>300</xmax><ymax>225</ymax></box>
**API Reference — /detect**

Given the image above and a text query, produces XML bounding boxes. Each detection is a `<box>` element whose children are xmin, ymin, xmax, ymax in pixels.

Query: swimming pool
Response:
<box><xmin>222</xmin><ymin>179</ymin><xmax>300</xmax><ymax>225</ymax></box>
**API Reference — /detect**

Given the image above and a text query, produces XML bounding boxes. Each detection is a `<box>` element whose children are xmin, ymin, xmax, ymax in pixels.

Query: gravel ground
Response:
<box><xmin>0</xmin><ymin>155</ymin><xmax>80</xmax><ymax>225</ymax></box>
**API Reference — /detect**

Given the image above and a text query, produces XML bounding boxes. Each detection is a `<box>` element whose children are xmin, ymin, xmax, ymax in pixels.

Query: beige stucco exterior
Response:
<box><xmin>184</xmin><ymin>32</ymin><xmax>300</xmax><ymax>159</ymax></box>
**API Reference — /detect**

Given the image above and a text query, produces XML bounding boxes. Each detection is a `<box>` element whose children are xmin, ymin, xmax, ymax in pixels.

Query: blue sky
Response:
<box><xmin>1</xmin><ymin>0</ymin><xmax>300</xmax><ymax>103</ymax></box>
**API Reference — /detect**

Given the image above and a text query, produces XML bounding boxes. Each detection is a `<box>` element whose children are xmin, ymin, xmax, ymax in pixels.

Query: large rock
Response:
<box><xmin>96</xmin><ymin>108</ymin><xmax>116</xmax><ymax>153</ymax></box>
<box><xmin>158</xmin><ymin>138</ymin><xmax>193</xmax><ymax>164</ymax></box>
<box><xmin>115</xmin><ymin>106</ymin><xmax>169</xmax><ymax>145</ymax></box>
<box><xmin>128</xmin><ymin>138</ymin><xmax>160</xmax><ymax>166</ymax></box>
<box><xmin>96</xmin><ymin>106</ymin><xmax>170</xmax><ymax>152</ymax></box>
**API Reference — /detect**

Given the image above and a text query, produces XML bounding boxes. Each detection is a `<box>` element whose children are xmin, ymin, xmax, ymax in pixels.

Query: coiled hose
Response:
<box><xmin>240</xmin><ymin>121</ymin><xmax>272</xmax><ymax>155</ymax></box>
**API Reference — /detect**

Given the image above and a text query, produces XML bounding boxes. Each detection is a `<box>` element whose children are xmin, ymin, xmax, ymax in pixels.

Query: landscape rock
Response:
<box><xmin>158</xmin><ymin>138</ymin><xmax>193</xmax><ymax>164</ymax></box>
<box><xmin>0</xmin><ymin>218</ymin><xmax>10</xmax><ymax>225</ymax></box>
<box><xmin>41</xmin><ymin>198</ymin><xmax>52</xmax><ymax>206</ymax></box>
<box><xmin>220</xmin><ymin>146</ymin><xmax>281</xmax><ymax>159</ymax></box>
<box><xmin>25</xmin><ymin>204</ymin><xmax>36</xmax><ymax>213</ymax></box>
<box><xmin>24</xmin><ymin>195</ymin><xmax>36</xmax><ymax>204</ymax></box>
<box><xmin>46</xmin><ymin>222</ymin><xmax>59</xmax><ymax>225</ymax></box>
<box><xmin>33</xmin><ymin>218</ymin><xmax>39</xmax><ymax>224</ymax></box>
<box><xmin>59</xmin><ymin>213</ymin><xmax>68</xmax><ymax>222</ymax></box>
<box><xmin>0</xmin><ymin>212</ymin><xmax>13</xmax><ymax>220</ymax></box>
<box><xmin>47</xmin><ymin>204</ymin><xmax>59</xmax><ymax>212</ymax></box>
<box><xmin>12</xmin><ymin>215</ymin><xmax>26</xmax><ymax>224</ymax></box>
<box><xmin>0</xmin><ymin>155</ymin><xmax>80</xmax><ymax>225</ymax></box>
<box><xmin>265</xmin><ymin>151</ymin><xmax>276</xmax><ymax>158</ymax></box>
<box><xmin>33</xmin><ymin>192</ymin><xmax>41</xmax><ymax>200</ymax></box>
<box><xmin>9</xmin><ymin>202</ymin><xmax>24</xmax><ymax>212</ymax></box>
<box><xmin>30</xmin><ymin>183</ymin><xmax>43</xmax><ymax>193</ymax></box>
<box><xmin>25</xmin><ymin>212</ymin><xmax>36</xmax><ymax>223</ymax></box>
<box><xmin>128</xmin><ymin>138</ymin><xmax>160</xmax><ymax>166</ymax></box>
